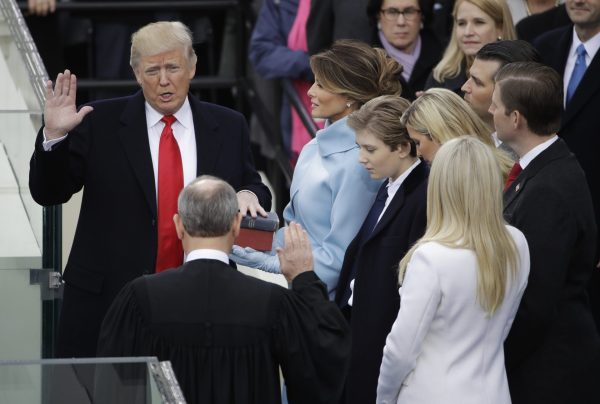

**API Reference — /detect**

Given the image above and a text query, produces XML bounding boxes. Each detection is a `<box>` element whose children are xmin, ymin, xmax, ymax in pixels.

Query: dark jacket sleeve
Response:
<box><xmin>29</xmin><ymin>116</ymin><xmax>91</xmax><ymax>206</ymax></box>
<box><xmin>275</xmin><ymin>271</ymin><xmax>351</xmax><ymax>404</ymax></box>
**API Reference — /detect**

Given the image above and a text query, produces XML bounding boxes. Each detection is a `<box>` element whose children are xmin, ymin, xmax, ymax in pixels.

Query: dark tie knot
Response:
<box><xmin>161</xmin><ymin>115</ymin><xmax>177</xmax><ymax>126</ymax></box>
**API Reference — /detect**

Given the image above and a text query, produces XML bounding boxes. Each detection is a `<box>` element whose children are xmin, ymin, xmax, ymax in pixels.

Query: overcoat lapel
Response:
<box><xmin>117</xmin><ymin>91</ymin><xmax>157</xmax><ymax>217</ymax></box>
<box><xmin>189</xmin><ymin>95</ymin><xmax>222</xmax><ymax>176</ymax></box>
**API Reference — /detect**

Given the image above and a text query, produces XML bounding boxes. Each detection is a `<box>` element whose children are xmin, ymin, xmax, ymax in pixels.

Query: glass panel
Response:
<box><xmin>0</xmin><ymin>0</ymin><xmax>46</xmax><ymax>251</ymax></box>
<box><xmin>0</xmin><ymin>357</ymin><xmax>184</xmax><ymax>404</ymax></box>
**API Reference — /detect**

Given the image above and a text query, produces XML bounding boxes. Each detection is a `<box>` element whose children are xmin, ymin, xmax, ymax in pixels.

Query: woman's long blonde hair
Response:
<box><xmin>401</xmin><ymin>88</ymin><xmax>513</xmax><ymax>178</ymax></box>
<box><xmin>399</xmin><ymin>136</ymin><xmax>518</xmax><ymax>314</ymax></box>
<box><xmin>432</xmin><ymin>0</ymin><xmax>515</xmax><ymax>83</ymax></box>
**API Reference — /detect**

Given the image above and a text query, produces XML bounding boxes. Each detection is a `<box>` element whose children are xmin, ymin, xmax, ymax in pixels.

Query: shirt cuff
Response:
<box><xmin>42</xmin><ymin>129</ymin><xmax>68</xmax><ymax>151</ymax></box>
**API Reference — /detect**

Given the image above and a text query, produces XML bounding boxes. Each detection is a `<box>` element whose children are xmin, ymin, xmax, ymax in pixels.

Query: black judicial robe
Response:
<box><xmin>97</xmin><ymin>259</ymin><xmax>350</xmax><ymax>404</ymax></box>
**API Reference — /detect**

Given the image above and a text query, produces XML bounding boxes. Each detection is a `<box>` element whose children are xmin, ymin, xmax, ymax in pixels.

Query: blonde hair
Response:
<box><xmin>310</xmin><ymin>40</ymin><xmax>403</xmax><ymax>107</ymax></box>
<box><xmin>130</xmin><ymin>21</ymin><xmax>198</xmax><ymax>69</ymax></box>
<box><xmin>432</xmin><ymin>0</ymin><xmax>515</xmax><ymax>83</ymax></box>
<box><xmin>347</xmin><ymin>95</ymin><xmax>414</xmax><ymax>154</ymax></box>
<box><xmin>401</xmin><ymin>88</ymin><xmax>513</xmax><ymax>178</ymax></box>
<box><xmin>399</xmin><ymin>136</ymin><xmax>518</xmax><ymax>314</ymax></box>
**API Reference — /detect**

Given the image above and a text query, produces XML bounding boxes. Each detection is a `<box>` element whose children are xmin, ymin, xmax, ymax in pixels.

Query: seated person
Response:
<box><xmin>97</xmin><ymin>176</ymin><xmax>350</xmax><ymax>404</ymax></box>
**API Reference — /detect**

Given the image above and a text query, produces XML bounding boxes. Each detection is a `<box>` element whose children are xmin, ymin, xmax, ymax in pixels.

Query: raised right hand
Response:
<box><xmin>44</xmin><ymin>69</ymin><xmax>94</xmax><ymax>140</ymax></box>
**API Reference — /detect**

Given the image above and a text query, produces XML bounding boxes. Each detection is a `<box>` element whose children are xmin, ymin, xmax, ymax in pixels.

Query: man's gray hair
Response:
<box><xmin>177</xmin><ymin>176</ymin><xmax>239</xmax><ymax>237</ymax></box>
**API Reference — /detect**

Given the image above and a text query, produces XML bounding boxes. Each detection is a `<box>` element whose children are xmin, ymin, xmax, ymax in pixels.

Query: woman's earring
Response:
<box><xmin>497</xmin><ymin>36</ymin><xmax>502</xmax><ymax>41</ymax></box>
<box><xmin>347</xmin><ymin>102</ymin><xmax>353</xmax><ymax>108</ymax></box>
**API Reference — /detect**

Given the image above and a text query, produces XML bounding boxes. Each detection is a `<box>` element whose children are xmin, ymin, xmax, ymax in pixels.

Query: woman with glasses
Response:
<box><xmin>376</xmin><ymin>136</ymin><xmax>530</xmax><ymax>404</ymax></box>
<box><xmin>367</xmin><ymin>0</ymin><xmax>444</xmax><ymax>100</ymax></box>
<box><xmin>424</xmin><ymin>0</ymin><xmax>516</xmax><ymax>95</ymax></box>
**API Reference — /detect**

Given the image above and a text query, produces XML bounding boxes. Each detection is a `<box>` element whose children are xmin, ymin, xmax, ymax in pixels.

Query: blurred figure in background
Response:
<box><xmin>425</xmin><ymin>0</ymin><xmax>516</xmax><ymax>94</ymax></box>
<box><xmin>367</xmin><ymin>0</ymin><xmax>445</xmax><ymax>99</ymax></box>
<box><xmin>250</xmin><ymin>0</ymin><xmax>321</xmax><ymax>162</ymax></box>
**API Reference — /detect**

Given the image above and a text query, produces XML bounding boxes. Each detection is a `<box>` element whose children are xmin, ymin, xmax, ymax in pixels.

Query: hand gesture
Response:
<box><xmin>276</xmin><ymin>222</ymin><xmax>314</xmax><ymax>283</ymax></box>
<box><xmin>237</xmin><ymin>191</ymin><xmax>267</xmax><ymax>218</ymax></box>
<box><xmin>44</xmin><ymin>70</ymin><xmax>93</xmax><ymax>140</ymax></box>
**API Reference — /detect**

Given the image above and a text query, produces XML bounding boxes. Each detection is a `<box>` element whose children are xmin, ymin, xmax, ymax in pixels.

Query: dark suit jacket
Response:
<box><xmin>503</xmin><ymin>139</ymin><xmax>600</xmax><ymax>404</ymax></box>
<box><xmin>97</xmin><ymin>259</ymin><xmax>350</xmax><ymax>404</ymax></box>
<box><xmin>535</xmin><ymin>26</ymin><xmax>600</xmax><ymax>331</ymax></box>
<box><xmin>516</xmin><ymin>4</ymin><xmax>570</xmax><ymax>43</ymax></box>
<box><xmin>373</xmin><ymin>30</ymin><xmax>444</xmax><ymax>100</ymax></box>
<box><xmin>334</xmin><ymin>162</ymin><xmax>428</xmax><ymax>404</ymax></box>
<box><xmin>29</xmin><ymin>91</ymin><xmax>271</xmax><ymax>357</ymax></box>
<box><xmin>306</xmin><ymin>0</ymin><xmax>372</xmax><ymax>55</ymax></box>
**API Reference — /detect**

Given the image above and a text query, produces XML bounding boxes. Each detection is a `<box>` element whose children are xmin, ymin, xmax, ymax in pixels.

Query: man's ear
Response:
<box><xmin>173</xmin><ymin>214</ymin><xmax>185</xmax><ymax>240</ymax></box>
<box><xmin>232</xmin><ymin>211</ymin><xmax>242</xmax><ymax>239</ymax></box>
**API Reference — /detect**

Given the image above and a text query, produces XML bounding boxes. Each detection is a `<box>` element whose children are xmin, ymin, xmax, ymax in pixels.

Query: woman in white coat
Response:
<box><xmin>376</xmin><ymin>136</ymin><xmax>530</xmax><ymax>404</ymax></box>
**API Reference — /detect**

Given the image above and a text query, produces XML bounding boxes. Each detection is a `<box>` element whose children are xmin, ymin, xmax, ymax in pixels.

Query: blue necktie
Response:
<box><xmin>339</xmin><ymin>182</ymin><xmax>388</xmax><ymax>307</ymax></box>
<box><xmin>566</xmin><ymin>44</ymin><xmax>587</xmax><ymax>103</ymax></box>
<box><xmin>361</xmin><ymin>182</ymin><xmax>389</xmax><ymax>237</ymax></box>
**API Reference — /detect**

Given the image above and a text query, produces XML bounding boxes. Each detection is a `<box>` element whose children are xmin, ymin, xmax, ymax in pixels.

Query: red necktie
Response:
<box><xmin>504</xmin><ymin>162</ymin><xmax>522</xmax><ymax>192</ymax></box>
<box><xmin>155</xmin><ymin>115</ymin><xmax>184</xmax><ymax>272</ymax></box>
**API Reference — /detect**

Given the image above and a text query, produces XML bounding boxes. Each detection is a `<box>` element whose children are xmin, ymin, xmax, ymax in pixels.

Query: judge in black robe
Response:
<box><xmin>97</xmin><ymin>176</ymin><xmax>350</xmax><ymax>404</ymax></box>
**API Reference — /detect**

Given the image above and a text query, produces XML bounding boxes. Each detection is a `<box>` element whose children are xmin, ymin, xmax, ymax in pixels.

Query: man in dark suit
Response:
<box><xmin>533</xmin><ymin>0</ymin><xmax>600</xmax><ymax>331</ymax></box>
<box><xmin>333</xmin><ymin>96</ymin><xmax>428</xmax><ymax>404</ymax></box>
<box><xmin>98</xmin><ymin>176</ymin><xmax>349</xmax><ymax>404</ymax></box>
<box><xmin>29</xmin><ymin>21</ymin><xmax>271</xmax><ymax>358</ymax></box>
<box><xmin>490</xmin><ymin>62</ymin><xmax>600</xmax><ymax>404</ymax></box>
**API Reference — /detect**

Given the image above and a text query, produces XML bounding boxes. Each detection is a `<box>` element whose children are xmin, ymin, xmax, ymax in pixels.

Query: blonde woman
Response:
<box><xmin>376</xmin><ymin>136</ymin><xmax>530</xmax><ymax>404</ymax></box>
<box><xmin>424</xmin><ymin>0</ymin><xmax>516</xmax><ymax>94</ymax></box>
<box><xmin>401</xmin><ymin>88</ymin><xmax>513</xmax><ymax>177</ymax></box>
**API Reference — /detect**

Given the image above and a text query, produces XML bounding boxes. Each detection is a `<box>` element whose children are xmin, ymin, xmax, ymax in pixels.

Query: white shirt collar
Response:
<box><xmin>185</xmin><ymin>249</ymin><xmax>230</xmax><ymax>265</ymax></box>
<box><xmin>145</xmin><ymin>97</ymin><xmax>193</xmax><ymax>130</ymax></box>
<box><xmin>387</xmin><ymin>159</ymin><xmax>421</xmax><ymax>195</ymax></box>
<box><xmin>519</xmin><ymin>135</ymin><xmax>559</xmax><ymax>169</ymax></box>
<box><xmin>572</xmin><ymin>27</ymin><xmax>600</xmax><ymax>62</ymax></box>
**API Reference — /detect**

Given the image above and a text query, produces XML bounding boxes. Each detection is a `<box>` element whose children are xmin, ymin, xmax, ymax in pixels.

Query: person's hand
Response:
<box><xmin>237</xmin><ymin>191</ymin><xmax>267</xmax><ymax>218</ymax></box>
<box><xmin>28</xmin><ymin>0</ymin><xmax>56</xmax><ymax>16</ymax></box>
<box><xmin>276</xmin><ymin>222</ymin><xmax>313</xmax><ymax>283</ymax></box>
<box><xmin>44</xmin><ymin>70</ymin><xmax>93</xmax><ymax>140</ymax></box>
<box><xmin>230</xmin><ymin>245</ymin><xmax>281</xmax><ymax>273</ymax></box>
<box><xmin>415</xmin><ymin>90</ymin><xmax>425</xmax><ymax>98</ymax></box>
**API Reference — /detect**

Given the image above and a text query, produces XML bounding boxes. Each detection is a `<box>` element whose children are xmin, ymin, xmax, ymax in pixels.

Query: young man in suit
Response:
<box><xmin>490</xmin><ymin>62</ymin><xmax>600</xmax><ymax>404</ymax></box>
<box><xmin>334</xmin><ymin>95</ymin><xmax>428</xmax><ymax>404</ymax></box>
<box><xmin>461</xmin><ymin>40</ymin><xmax>540</xmax><ymax>137</ymax></box>
<box><xmin>533</xmin><ymin>0</ymin><xmax>600</xmax><ymax>330</ymax></box>
<box><xmin>98</xmin><ymin>176</ymin><xmax>350</xmax><ymax>404</ymax></box>
<box><xmin>29</xmin><ymin>21</ymin><xmax>271</xmax><ymax>358</ymax></box>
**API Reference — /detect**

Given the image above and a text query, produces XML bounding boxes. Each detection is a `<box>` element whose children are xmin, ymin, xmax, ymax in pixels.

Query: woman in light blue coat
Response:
<box><xmin>233</xmin><ymin>40</ymin><xmax>403</xmax><ymax>298</ymax></box>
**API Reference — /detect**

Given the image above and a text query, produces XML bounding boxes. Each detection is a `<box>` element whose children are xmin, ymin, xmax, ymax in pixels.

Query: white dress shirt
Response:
<box><xmin>519</xmin><ymin>135</ymin><xmax>558</xmax><ymax>169</ymax></box>
<box><xmin>377</xmin><ymin>160</ymin><xmax>421</xmax><ymax>224</ymax></box>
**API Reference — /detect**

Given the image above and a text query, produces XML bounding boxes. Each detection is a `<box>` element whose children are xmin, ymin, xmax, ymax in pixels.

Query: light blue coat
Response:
<box><xmin>278</xmin><ymin>117</ymin><xmax>382</xmax><ymax>297</ymax></box>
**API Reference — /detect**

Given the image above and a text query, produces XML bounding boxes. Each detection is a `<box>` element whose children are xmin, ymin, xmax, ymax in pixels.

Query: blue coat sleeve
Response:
<box><xmin>249</xmin><ymin>0</ymin><xmax>313</xmax><ymax>80</ymax></box>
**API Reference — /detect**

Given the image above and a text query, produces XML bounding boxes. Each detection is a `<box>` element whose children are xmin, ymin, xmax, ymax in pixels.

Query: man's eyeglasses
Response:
<box><xmin>380</xmin><ymin>7</ymin><xmax>422</xmax><ymax>21</ymax></box>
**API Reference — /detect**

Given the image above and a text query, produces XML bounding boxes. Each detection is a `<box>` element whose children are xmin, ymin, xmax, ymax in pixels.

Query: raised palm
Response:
<box><xmin>44</xmin><ymin>70</ymin><xmax>93</xmax><ymax>140</ymax></box>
